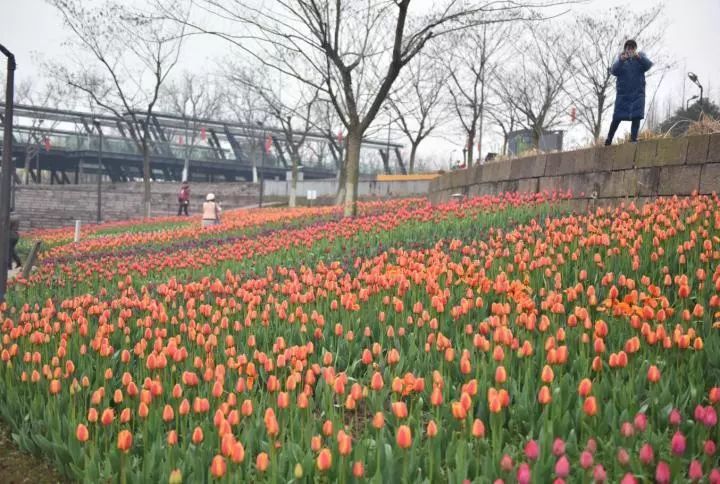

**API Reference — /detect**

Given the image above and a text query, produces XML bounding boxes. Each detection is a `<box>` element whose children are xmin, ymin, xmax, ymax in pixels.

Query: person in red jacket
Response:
<box><xmin>177</xmin><ymin>181</ymin><xmax>190</xmax><ymax>216</ymax></box>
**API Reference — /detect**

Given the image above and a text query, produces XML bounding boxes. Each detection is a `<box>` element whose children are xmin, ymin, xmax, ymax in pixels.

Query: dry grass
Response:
<box><xmin>685</xmin><ymin>112</ymin><xmax>720</xmax><ymax>136</ymax></box>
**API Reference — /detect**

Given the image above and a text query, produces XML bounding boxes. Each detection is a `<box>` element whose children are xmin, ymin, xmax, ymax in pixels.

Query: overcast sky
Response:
<box><xmin>2</xmin><ymin>0</ymin><xmax>719</xmax><ymax>169</ymax></box>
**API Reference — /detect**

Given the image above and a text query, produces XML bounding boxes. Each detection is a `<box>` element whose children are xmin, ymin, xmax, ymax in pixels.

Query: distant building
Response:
<box><xmin>507</xmin><ymin>129</ymin><xmax>564</xmax><ymax>156</ymax></box>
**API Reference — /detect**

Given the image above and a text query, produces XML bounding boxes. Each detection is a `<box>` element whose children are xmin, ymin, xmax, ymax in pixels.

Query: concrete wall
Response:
<box><xmin>14</xmin><ymin>181</ymin><xmax>259</xmax><ymax>229</ymax></box>
<box><xmin>263</xmin><ymin>178</ymin><xmax>433</xmax><ymax>198</ymax></box>
<box><xmin>429</xmin><ymin>134</ymin><xmax>720</xmax><ymax>207</ymax></box>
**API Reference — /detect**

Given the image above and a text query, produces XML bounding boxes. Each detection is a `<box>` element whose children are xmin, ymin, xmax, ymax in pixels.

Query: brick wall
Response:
<box><xmin>429</xmin><ymin>134</ymin><xmax>720</xmax><ymax>208</ymax></box>
<box><xmin>14</xmin><ymin>182</ymin><xmax>260</xmax><ymax>229</ymax></box>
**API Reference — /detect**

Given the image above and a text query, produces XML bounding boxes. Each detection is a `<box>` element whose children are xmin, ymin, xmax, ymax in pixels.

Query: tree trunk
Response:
<box><xmin>142</xmin><ymin>141</ymin><xmax>151</xmax><ymax>218</ymax></box>
<box><xmin>477</xmin><ymin>110</ymin><xmax>484</xmax><ymax>164</ymax></box>
<box><xmin>381</xmin><ymin>150</ymin><xmax>392</xmax><ymax>175</ymax></box>
<box><xmin>334</xmin><ymin>144</ymin><xmax>347</xmax><ymax>205</ymax></box>
<box><xmin>343</xmin><ymin>130</ymin><xmax>362</xmax><ymax>218</ymax></box>
<box><xmin>289</xmin><ymin>152</ymin><xmax>299</xmax><ymax>208</ymax></box>
<box><xmin>466</xmin><ymin>130</ymin><xmax>475</xmax><ymax>167</ymax></box>
<box><xmin>409</xmin><ymin>143</ymin><xmax>418</xmax><ymax>174</ymax></box>
<box><xmin>531</xmin><ymin>126</ymin><xmax>541</xmax><ymax>149</ymax></box>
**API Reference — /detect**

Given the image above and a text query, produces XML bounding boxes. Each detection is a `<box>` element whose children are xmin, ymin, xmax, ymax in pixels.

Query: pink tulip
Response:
<box><xmin>517</xmin><ymin>463</ymin><xmax>531</xmax><ymax>484</ymax></box>
<box><xmin>639</xmin><ymin>442</ymin><xmax>654</xmax><ymax>465</ymax></box>
<box><xmin>633</xmin><ymin>412</ymin><xmax>647</xmax><ymax>432</ymax></box>
<box><xmin>619</xmin><ymin>472</ymin><xmax>637</xmax><ymax>484</ymax></box>
<box><xmin>555</xmin><ymin>455</ymin><xmax>569</xmax><ymax>478</ymax></box>
<box><xmin>552</xmin><ymin>438</ymin><xmax>565</xmax><ymax>456</ymax></box>
<box><xmin>585</xmin><ymin>438</ymin><xmax>597</xmax><ymax>454</ymax></box>
<box><xmin>617</xmin><ymin>447</ymin><xmax>630</xmax><ymax>466</ymax></box>
<box><xmin>620</xmin><ymin>421</ymin><xmax>634</xmax><ymax>437</ymax></box>
<box><xmin>689</xmin><ymin>460</ymin><xmax>704</xmax><ymax>481</ymax></box>
<box><xmin>704</xmin><ymin>406</ymin><xmax>718</xmax><ymax>427</ymax></box>
<box><xmin>695</xmin><ymin>404</ymin><xmax>706</xmax><ymax>422</ymax></box>
<box><xmin>709</xmin><ymin>468</ymin><xmax>720</xmax><ymax>484</ymax></box>
<box><xmin>524</xmin><ymin>440</ymin><xmax>539</xmax><ymax>461</ymax></box>
<box><xmin>553</xmin><ymin>479</ymin><xmax>565</xmax><ymax>484</ymax></box>
<box><xmin>500</xmin><ymin>454</ymin><xmax>513</xmax><ymax>472</ymax></box>
<box><xmin>493</xmin><ymin>480</ymin><xmax>504</xmax><ymax>484</ymax></box>
<box><xmin>669</xmin><ymin>408</ymin><xmax>682</xmax><ymax>426</ymax></box>
<box><xmin>593</xmin><ymin>464</ymin><xmax>607</xmax><ymax>483</ymax></box>
<box><xmin>655</xmin><ymin>461</ymin><xmax>671</xmax><ymax>484</ymax></box>
<box><xmin>705</xmin><ymin>440</ymin><xmax>717</xmax><ymax>456</ymax></box>
<box><xmin>580</xmin><ymin>450</ymin><xmax>593</xmax><ymax>469</ymax></box>
<box><xmin>671</xmin><ymin>431</ymin><xmax>687</xmax><ymax>456</ymax></box>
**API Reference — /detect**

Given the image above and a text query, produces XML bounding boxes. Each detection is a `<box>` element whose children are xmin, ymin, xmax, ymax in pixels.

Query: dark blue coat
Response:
<box><xmin>611</xmin><ymin>52</ymin><xmax>653</xmax><ymax>121</ymax></box>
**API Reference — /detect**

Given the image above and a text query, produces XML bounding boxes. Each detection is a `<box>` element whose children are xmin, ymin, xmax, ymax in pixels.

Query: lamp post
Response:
<box><xmin>257</xmin><ymin>120</ymin><xmax>265</xmax><ymax>208</ymax></box>
<box><xmin>688</xmin><ymin>72</ymin><xmax>704</xmax><ymax>104</ymax></box>
<box><xmin>384</xmin><ymin>106</ymin><xmax>392</xmax><ymax>173</ymax></box>
<box><xmin>92</xmin><ymin>119</ymin><xmax>103</xmax><ymax>224</ymax></box>
<box><xmin>0</xmin><ymin>43</ymin><xmax>16</xmax><ymax>302</ymax></box>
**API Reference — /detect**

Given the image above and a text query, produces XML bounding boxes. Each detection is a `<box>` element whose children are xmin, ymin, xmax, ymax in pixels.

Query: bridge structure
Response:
<box><xmin>0</xmin><ymin>103</ymin><xmax>405</xmax><ymax>185</ymax></box>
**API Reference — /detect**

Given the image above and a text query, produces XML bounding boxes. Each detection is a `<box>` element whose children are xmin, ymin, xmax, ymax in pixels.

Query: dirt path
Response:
<box><xmin>0</xmin><ymin>420</ymin><xmax>70</xmax><ymax>484</ymax></box>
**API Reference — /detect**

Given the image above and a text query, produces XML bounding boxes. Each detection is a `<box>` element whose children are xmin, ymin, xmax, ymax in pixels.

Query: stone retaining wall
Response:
<box><xmin>14</xmin><ymin>181</ymin><xmax>259</xmax><ymax>229</ymax></box>
<box><xmin>428</xmin><ymin>134</ymin><xmax>720</xmax><ymax>207</ymax></box>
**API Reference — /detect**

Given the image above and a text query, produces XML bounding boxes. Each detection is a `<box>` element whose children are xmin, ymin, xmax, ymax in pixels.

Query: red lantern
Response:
<box><xmin>570</xmin><ymin>107</ymin><xmax>577</xmax><ymax>123</ymax></box>
<box><xmin>337</xmin><ymin>130</ymin><xmax>343</xmax><ymax>143</ymax></box>
<box><xmin>265</xmin><ymin>134</ymin><xmax>273</xmax><ymax>154</ymax></box>
<box><xmin>178</xmin><ymin>135</ymin><xmax>184</xmax><ymax>145</ymax></box>
<box><xmin>200</xmin><ymin>127</ymin><xmax>207</xmax><ymax>141</ymax></box>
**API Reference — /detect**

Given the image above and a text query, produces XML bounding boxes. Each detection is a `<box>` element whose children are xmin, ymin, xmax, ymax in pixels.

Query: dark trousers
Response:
<box><xmin>178</xmin><ymin>202</ymin><xmax>189</xmax><ymax>216</ymax></box>
<box><xmin>605</xmin><ymin>118</ymin><xmax>640</xmax><ymax>145</ymax></box>
<box><xmin>9</xmin><ymin>237</ymin><xmax>21</xmax><ymax>269</ymax></box>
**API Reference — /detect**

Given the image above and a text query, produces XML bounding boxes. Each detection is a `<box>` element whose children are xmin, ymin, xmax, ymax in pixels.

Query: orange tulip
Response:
<box><xmin>210</xmin><ymin>455</ymin><xmax>227</xmax><ymax>478</ymax></box>
<box><xmin>352</xmin><ymin>461</ymin><xmax>365</xmax><ymax>478</ymax></box>
<box><xmin>647</xmin><ymin>365</ymin><xmax>661</xmax><ymax>383</ymax></box>
<box><xmin>372</xmin><ymin>411</ymin><xmax>385</xmax><ymax>429</ymax></box>
<box><xmin>391</xmin><ymin>401</ymin><xmax>408</xmax><ymax>419</ymax></box>
<box><xmin>192</xmin><ymin>426</ymin><xmax>204</xmax><ymax>444</ymax></box>
<box><xmin>583</xmin><ymin>396</ymin><xmax>598</xmax><ymax>416</ymax></box>
<box><xmin>538</xmin><ymin>385</ymin><xmax>552</xmax><ymax>405</ymax></box>
<box><xmin>256</xmin><ymin>452</ymin><xmax>269</xmax><ymax>472</ymax></box>
<box><xmin>100</xmin><ymin>408</ymin><xmax>114</xmax><ymax>426</ymax></box>
<box><xmin>578</xmin><ymin>378</ymin><xmax>592</xmax><ymax>397</ymax></box>
<box><xmin>495</xmin><ymin>366</ymin><xmax>507</xmax><ymax>384</ymax></box>
<box><xmin>471</xmin><ymin>419</ymin><xmax>485</xmax><ymax>438</ymax></box>
<box><xmin>117</xmin><ymin>430</ymin><xmax>132</xmax><ymax>453</ymax></box>
<box><xmin>75</xmin><ymin>423</ymin><xmax>89</xmax><ymax>442</ymax></box>
<box><xmin>162</xmin><ymin>404</ymin><xmax>174</xmax><ymax>422</ymax></box>
<box><xmin>317</xmin><ymin>448</ymin><xmax>332</xmax><ymax>471</ymax></box>
<box><xmin>338</xmin><ymin>430</ymin><xmax>352</xmax><ymax>456</ymax></box>
<box><xmin>371</xmin><ymin>371</ymin><xmax>384</xmax><ymax>391</ymax></box>
<box><xmin>426</xmin><ymin>420</ymin><xmax>438</xmax><ymax>438</ymax></box>
<box><xmin>396</xmin><ymin>425</ymin><xmax>412</xmax><ymax>449</ymax></box>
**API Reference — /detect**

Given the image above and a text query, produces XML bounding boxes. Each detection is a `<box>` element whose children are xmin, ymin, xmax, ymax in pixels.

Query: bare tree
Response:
<box><xmin>566</xmin><ymin>5</ymin><xmax>665</xmax><ymax>142</ymax></box>
<box><xmin>496</xmin><ymin>24</ymin><xmax>572</xmax><ymax>149</ymax></box>
<box><xmin>49</xmin><ymin>0</ymin><xmax>187</xmax><ymax>217</ymax></box>
<box><xmin>388</xmin><ymin>52</ymin><xmax>448</xmax><ymax>173</ymax></box>
<box><xmin>486</xmin><ymin>95</ymin><xmax>520</xmax><ymax>156</ymax></box>
<box><xmin>226</xmin><ymin>66</ymin><xmax>319</xmax><ymax>207</ymax></box>
<box><xmin>443</xmin><ymin>22</ymin><xmax>510</xmax><ymax>166</ymax></box>
<box><xmin>160</xmin><ymin>0</ymin><xmax>560</xmax><ymax>217</ymax></box>
<box><xmin>160</xmin><ymin>71</ymin><xmax>223</xmax><ymax>181</ymax></box>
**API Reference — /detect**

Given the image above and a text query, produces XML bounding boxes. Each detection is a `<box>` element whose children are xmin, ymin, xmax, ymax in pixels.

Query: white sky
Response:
<box><xmin>2</xmin><ymin>0</ymin><xmax>719</xmax><ymax>169</ymax></box>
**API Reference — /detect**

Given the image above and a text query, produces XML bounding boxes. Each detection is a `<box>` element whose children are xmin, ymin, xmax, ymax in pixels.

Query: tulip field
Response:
<box><xmin>1</xmin><ymin>192</ymin><xmax>720</xmax><ymax>483</ymax></box>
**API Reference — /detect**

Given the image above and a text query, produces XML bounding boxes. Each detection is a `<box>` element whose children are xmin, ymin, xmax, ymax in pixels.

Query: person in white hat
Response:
<box><xmin>202</xmin><ymin>193</ymin><xmax>222</xmax><ymax>227</ymax></box>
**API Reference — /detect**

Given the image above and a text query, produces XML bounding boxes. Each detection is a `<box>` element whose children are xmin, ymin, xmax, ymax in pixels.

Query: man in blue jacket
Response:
<box><xmin>605</xmin><ymin>39</ymin><xmax>653</xmax><ymax>145</ymax></box>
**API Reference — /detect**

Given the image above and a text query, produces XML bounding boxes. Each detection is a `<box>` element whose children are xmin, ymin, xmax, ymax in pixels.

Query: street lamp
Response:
<box><xmin>256</xmin><ymin>120</ymin><xmax>265</xmax><ymax>208</ymax></box>
<box><xmin>688</xmin><ymin>72</ymin><xmax>704</xmax><ymax>104</ymax></box>
<box><xmin>384</xmin><ymin>106</ymin><xmax>392</xmax><ymax>173</ymax></box>
<box><xmin>0</xmin><ymin>43</ymin><xmax>16</xmax><ymax>302</ymax></box>
<box><xmin>92</xmin><ymin>119</ymin><xmax>103</xmax><ymax>224</ymax></box>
